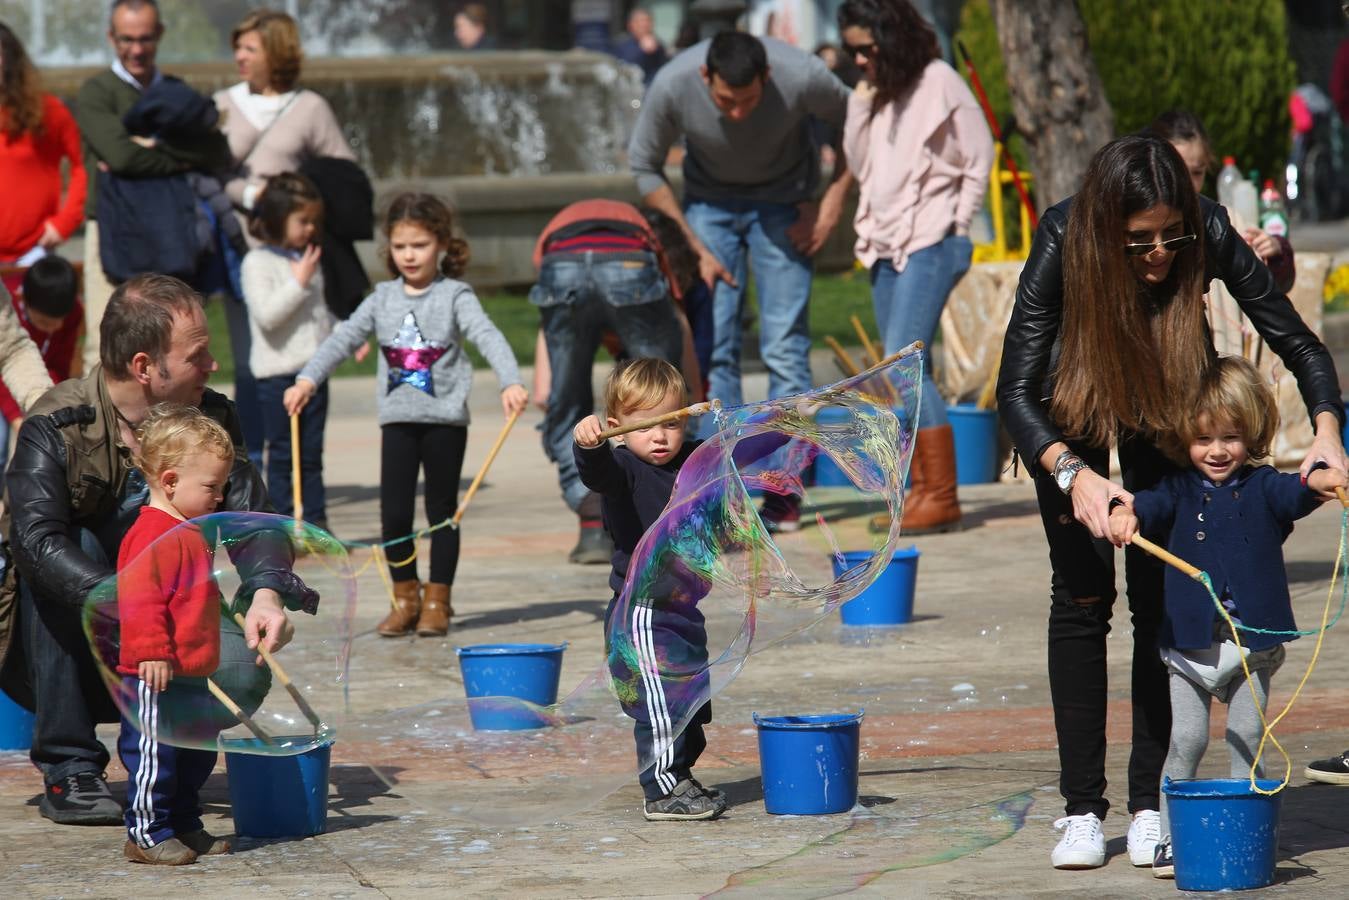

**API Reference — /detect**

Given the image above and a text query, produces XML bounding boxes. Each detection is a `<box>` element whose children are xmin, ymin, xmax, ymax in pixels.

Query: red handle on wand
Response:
<box><xmin>957</xmin><ymin>39</ymin><xmax>1038</xmax><ymax>231</ymax></box>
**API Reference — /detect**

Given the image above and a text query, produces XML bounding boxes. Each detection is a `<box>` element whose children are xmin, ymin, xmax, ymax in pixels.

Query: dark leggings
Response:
<box><xmin>1035</xmin><ymin>434</ymin><xmax>1176</xmax><ymax>819</ymax></box>
<box><xmin>380</xmin><ymin>422</ymin><xmax>467</xmax><ymax>585</ymax></box>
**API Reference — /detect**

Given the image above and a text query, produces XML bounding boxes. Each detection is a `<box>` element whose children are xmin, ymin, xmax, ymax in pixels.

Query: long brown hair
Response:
<box><xmin>0</xmin><ymin>22</ymin><xmax>44</xmax><ymax>139</ymax></box>
<box><xmin>1051</xmin><ymin>134</ymin><xmax>1210</xmax><ymax>449</ymax></box>
<box><xmin>837</xmin><ymin>0</ymin><xmax>939</xmax><ymax>119</ymax></box>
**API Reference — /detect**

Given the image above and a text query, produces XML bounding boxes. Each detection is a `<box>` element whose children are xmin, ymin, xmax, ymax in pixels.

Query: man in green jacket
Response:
<box><xmin>76</xmin><ymin>0</ymin><xmax>230</xmax><ymax>373</ymax></box>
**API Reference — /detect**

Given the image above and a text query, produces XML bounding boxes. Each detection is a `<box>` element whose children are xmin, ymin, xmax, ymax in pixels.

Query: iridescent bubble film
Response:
<box><xmin>342</xmin><ymin>349</ymin><xmax>924</xmax><ymax>825</ymax></box>
<box><xmin>83</xmin><ymin>512</ymin><xmax>357</xmax><ymax>755</ymax></box>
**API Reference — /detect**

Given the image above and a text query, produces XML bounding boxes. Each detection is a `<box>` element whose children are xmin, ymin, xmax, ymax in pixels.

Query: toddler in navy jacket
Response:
<box><xmin>1109</xmin><ymin>356</ymin><xmax>1345</xmax><ymax>876</ymax></box>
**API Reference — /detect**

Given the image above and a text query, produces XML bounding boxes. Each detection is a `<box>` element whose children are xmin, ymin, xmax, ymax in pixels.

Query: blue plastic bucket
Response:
<box><xmin>754</xmin><ymin>711</ymin><xmax>863</xmax><ymax>815</ymax></box>
<box><xmin>1163</xmin><ymin>777</ymin><xmax>1282</xmax><ymax>891</ymax></box>
<box><xmin>832</xmin><ymin>548</ymin><xmax>920</xmax><ymax>626</ymax></box>
<box><xmin>947</xmin><ymin>403</ymin><xmax>999</xmax><ymax>485</ymax></box>
<box><xmin>457</xmin><ymin>642</ymin><xmax>567</xmax><ymax>731</ymax></box>
<box><xmin>812</xmin><ymin>406</ymin><xmax>854</xmax><ymax>487</ymax></box>
<box><xmin>0</xmin><ymin>688</ymin><xmax>33</xmax><ymax>751</ymax></box>
<box><xmin>224</xmin><ymin>738</ymin><xmax>332</xmax><ymax>838</ymax></box>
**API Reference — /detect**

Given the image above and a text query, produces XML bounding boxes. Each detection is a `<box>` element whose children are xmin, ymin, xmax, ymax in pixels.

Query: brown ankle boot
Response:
<box><xmin>417</xmin><ymin>583</ymin><xmax>453</xmax><ymax>636</ymax></box>
<box><xmin>900</xmin><ymin>424</ymin><xmax>961</xmax><ymax>534</ymax></box>
<box><xmin>378</xmin><ymin>580</ymin><xmax>421</xmax><ymax>636</ymax></box>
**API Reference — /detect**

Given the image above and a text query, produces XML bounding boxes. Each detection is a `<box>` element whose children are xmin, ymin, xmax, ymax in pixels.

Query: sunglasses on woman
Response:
<box><xmin>1123</xmin><ymin>233</ymin><xmax>1197</xmax><ymax>256</ymax></box>
<box><xmin>843</xmin><ymin>42</ymin><xmax>878</xmax><ymax>59</ymax></box>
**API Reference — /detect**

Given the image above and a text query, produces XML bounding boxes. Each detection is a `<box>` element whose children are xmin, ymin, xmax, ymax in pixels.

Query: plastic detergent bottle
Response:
<box><xmin>1232</xmin><ymin>173</ymin><xmax>1259</xmax><ymax>229</ymax></box>
<box><xmin>1217</xmin><ymin>156</ymin><xmax>1242</xmax><ymax>210</ymax></box>
<box><xmin>1259</xmin><ymin>180</ymin><xmax>1289</xmax><ymax>237</ymax></box>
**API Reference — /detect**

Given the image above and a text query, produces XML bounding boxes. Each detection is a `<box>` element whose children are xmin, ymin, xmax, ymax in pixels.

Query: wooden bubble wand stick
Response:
<box><xmin>596</xmin><ymin>400</ymin><xmax>716</xmax><ymax>442</ymax></box>
<box><xmin>232</xmin><ymin>612</ymin><xmax>323</xmax><ymax>731</ymax></box>
<box><xmin>452</xmin><ymin>408</ymin><xmax>523</xmax><ymax>528</ymax></box>
<box><xmin>206</xmin><ymin>677</ymin><xmax>275</xmax><ymax>744</ymax></box>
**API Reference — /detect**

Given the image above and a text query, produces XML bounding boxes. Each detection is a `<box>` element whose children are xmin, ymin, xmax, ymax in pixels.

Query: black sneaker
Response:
<box><xmin>760</xmin><ymin>494</ymin><xmax>802</xmax><ymax>534</ymax></box>
<box><xmin>40</xmin><ymin>771</ymin><xmax>123</xmax><ymax>825</ymax></box>
<box><xmin>1152</xmin><ymin>835</ymin><xmax>1175</xmax><ymax>879</ymax></box>
<box><xmin>1305</xmin><ymin>750</ymin><xmax>1349</xmax><ymax>784</ymax></box>
<box><xmin>643</xmin><ymin>778</ymin><xmax>725</xmax><ymax>821</ymax></box>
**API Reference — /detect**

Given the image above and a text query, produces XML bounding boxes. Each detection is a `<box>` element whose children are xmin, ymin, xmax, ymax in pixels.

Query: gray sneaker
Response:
<box><xmin>39</xmin><ymin>771</ymin><xmax>123</xmax><ymax>825</ymax></box>
<box><xmin>643</xmin><ymin>778</ymin><xmax>725</xmax><ymax>821</ymax></box>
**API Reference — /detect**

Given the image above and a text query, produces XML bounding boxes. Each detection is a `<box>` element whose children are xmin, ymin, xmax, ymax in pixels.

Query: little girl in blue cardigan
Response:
<box><xmin>1110</xmin><ymin>355</ymin><xmax>1346</xmax><ymax>877</ymax></box>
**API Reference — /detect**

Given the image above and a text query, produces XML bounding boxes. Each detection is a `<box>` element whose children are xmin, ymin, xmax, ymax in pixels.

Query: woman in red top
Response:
<box><xmin>0</xmin><ymin>24</ymin><xmax>87</xmax><ymax>264</ymax></box>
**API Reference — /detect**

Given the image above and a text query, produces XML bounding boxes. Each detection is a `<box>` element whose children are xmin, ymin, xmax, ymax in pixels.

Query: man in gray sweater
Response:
<box><xmin>629</xmin><ymin>32</ymin><xmax>851</xmax><ymax>526</ymax></box>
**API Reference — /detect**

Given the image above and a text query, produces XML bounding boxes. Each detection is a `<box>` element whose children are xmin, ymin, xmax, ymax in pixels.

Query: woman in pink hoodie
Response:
<box><xmin>840</xmin><ymin>0</ymin><xmax>992</xmax><ymax>534</ymax></box>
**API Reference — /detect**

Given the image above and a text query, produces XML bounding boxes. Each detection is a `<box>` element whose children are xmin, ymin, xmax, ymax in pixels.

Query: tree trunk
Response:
<box><xmin>989</xmin><ymin>0</ymin><xmax>1114</xmax><ymax>212</ymax></box>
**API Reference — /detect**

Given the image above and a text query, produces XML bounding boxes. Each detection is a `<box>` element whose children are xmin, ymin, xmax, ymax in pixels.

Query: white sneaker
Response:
<box><xmin>1052</xmin><ymin>813</ymin><xmax>1106</xmax><ymax>869</ymax></box>
<box><xmin>1126</xmin><ymin>809</ymin><xmax>1161</xmax><ymax>866</ymax></box>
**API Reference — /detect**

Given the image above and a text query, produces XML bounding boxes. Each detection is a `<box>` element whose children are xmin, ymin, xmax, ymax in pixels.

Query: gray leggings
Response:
<box><xmin>1159</xmin><ymin>663</ymin><xmax>1275</xmax><ymax>836</ymax></box>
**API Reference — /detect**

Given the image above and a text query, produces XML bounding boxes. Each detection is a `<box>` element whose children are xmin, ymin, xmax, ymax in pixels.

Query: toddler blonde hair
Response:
<box><xmin>1174</xmin><ymin>356</ymin><xmax>1279</xmax><ymax>462</ymax></box>
<box><xmin>132</xmin><ymin>404</ymin><xmax>235</xmax><ymax>478</ymax></box>
<box><xmin>603</xmin><ymin>358</ymin><xmax>687</xmax><ymax>419</ymax></box>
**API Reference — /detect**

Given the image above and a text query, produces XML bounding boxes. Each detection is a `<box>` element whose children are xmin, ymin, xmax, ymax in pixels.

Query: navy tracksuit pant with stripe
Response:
<box><xmin>117</xmin><ymin>676</ymin><xmax>218</xmax><ymax>848</ymax></box>
<box><xmin>606</xmin><ymin>585</ymin><xmax>712</xmax><ymax>802</ymax></box>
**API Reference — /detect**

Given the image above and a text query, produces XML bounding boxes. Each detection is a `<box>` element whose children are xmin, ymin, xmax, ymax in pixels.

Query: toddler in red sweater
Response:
<box><xmin>116</xmin><ymin>404</ymin><xmax>234</xmax><ymax>866</ymax></box>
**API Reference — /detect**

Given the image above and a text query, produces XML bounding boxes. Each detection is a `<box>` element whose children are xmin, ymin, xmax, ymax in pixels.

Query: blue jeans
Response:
<box><xmin>222</xmin><ymin>296</ymin><xmax>264</xmax><ymax>469</ymax></box>
<box><xmin>532</xmin><ymin>251</ymin><xmax>684</xmax><ymax>511</ymax></box>
<box><xmin>0</xmin><ymin>414</ymin><xmax>10</xmax><ymax>493</ymax></box>
<box><xmin>684</xmin><ymin>199</ymin><xmax>814</xmax><ymax>412</ymax></box>
<box><xmin>256</xmin><ymin>375</ymin><xmax>328</xmax><ymax>526</ymax></box>
<box><xmin>869</xmin><ymin>234</ymin><xmax>973</xmax><ymax>430</ymax></box>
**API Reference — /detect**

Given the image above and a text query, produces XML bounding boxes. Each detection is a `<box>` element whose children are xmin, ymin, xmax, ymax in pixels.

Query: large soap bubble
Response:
<box><xmin>83</xmin><ymin>512</ymin><xmax>357</xmax><ymax>755</ymax></box>
<box><xmin>342</xmin><ymin>348</ymin><xmax>924</xmax><ymax>825</ymax></box>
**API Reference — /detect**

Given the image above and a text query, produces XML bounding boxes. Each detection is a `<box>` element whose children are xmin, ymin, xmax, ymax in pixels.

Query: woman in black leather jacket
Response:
<box><xmin>996</xmin><ymin>134</ymin><xmax>1345</xmax><ymax>870</ymax></box>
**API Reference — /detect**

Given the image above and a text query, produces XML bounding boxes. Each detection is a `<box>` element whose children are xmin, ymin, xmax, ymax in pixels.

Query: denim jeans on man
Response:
<box><xmin>683</xmin><ymin>200</ymin><xmax>813</xmax><ymax>416</ymax></box>
<box><xmin>869</xmin><ymin>234</ymin><xmax>973</xmax><ymax>430</ymax></box>
<box><xmin>531</xmin><ymin>250</ymin><xmax>683</xmax><ymax>511</ymax></box>
<box><xmin>256</xmin><ymin>375</ymin><xmax>328</xmax><ymax>527</ymax></box>
<box><xmin>222</xmin><ymin>295</ymin><xmax>264</xmax><ymax>469</ymax></box>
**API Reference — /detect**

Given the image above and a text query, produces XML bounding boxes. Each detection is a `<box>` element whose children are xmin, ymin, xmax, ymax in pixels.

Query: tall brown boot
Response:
<box><xmin>417</xmin><ymin>583</ymin><xmax>453</xmax><ymax>636</ymax></box>
<box><xmin>900</xmin><ymin>424</ymin><xmax>962</xmax><ymax>534</ymax></box>
<box><xmin>378</xmin><ymin>580</ymin><xmax>421</xmax><ymax>637</ymax></box>
<box><xmin>871</xmin><ymin>431</ymin><xmax>926</xmax><ymax>533</ymax></box>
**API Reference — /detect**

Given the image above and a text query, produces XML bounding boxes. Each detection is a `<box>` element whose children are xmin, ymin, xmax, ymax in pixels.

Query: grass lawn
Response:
<box><xmin>203</xmin><ymin>270</ymin><xmax>877</xmax><ymax>382</ymax></box>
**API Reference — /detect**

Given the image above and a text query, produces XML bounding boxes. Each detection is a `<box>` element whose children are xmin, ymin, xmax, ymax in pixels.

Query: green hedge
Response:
<box><xmin>955</xmin><ymin>0</ymin><xmax>1295</xmax><ymax>195</ymax></box>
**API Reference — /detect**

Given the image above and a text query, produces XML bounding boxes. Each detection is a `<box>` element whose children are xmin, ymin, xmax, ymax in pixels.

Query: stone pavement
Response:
<box><xmin>6</xmin><ymin>359</ymin><xmax>1349</xmax><ymax>899</ymax></box>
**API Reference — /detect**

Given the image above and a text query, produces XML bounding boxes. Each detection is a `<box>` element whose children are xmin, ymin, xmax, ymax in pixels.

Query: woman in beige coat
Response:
<box><xmin>214</xmin><ymin>8</ymin><xmax>356</xmax><ymax>468</ymax></box>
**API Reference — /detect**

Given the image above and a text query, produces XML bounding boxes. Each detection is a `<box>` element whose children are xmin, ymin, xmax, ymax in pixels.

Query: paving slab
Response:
<box><xmin>5</xmin><ymin>360</ymin><xmax>1349</xmax><ymax>898</ymax></box>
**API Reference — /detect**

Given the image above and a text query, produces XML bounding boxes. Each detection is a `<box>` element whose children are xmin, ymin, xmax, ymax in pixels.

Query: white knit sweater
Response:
<box><xmin>240</xmin><ymin>247</ymin><xmax>335</xmax><ymax>378</ymax></box>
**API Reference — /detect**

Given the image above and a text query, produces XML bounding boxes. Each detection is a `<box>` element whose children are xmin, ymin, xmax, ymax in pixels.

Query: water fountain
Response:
<box><xmin>17</xmin><ymin>0</ymin><xmax>856</xmax><ymax>285</ymax></box>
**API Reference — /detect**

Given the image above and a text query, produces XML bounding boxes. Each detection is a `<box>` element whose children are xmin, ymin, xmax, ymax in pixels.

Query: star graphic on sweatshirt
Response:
<box><xmin>382</xmin><ymin>311</ymin><xmax>447</xmax><ymax>397</ymax></box>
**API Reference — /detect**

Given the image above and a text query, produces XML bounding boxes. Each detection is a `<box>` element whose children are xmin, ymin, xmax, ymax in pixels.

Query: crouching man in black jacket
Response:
<box><xmin>0</xmin><ymin>273</ymin><xmax>307</xmax><ymax>825</ymax></box>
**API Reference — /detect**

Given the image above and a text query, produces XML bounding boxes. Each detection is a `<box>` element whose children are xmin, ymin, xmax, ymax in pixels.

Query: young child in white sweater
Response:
<box><xmin>240</xmin><ymin>172</ymin><xmax>334</xmax><ymax>529</ymax></box>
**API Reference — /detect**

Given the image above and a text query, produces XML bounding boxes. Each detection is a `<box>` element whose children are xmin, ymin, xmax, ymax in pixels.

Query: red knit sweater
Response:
<box><xmin>0</xmin><ymin>95</ymin><xmax>87</xmax><ymax>260</ymax></box>
<box><xmin>116</xmin><ymin>507</ymin><xmax>222</xmax><ymax>677</ymax></box>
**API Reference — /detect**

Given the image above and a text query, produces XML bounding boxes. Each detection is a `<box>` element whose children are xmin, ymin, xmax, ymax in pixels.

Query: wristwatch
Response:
<box><xmin>1052</xmin><ymin>450</ymin><xmax>1088</xmax><ymax>495</ymax></box>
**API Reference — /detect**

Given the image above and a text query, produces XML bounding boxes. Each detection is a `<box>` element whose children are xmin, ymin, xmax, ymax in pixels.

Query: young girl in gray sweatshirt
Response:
<box><xmin>284</xmin><ymin>193</ymin><xmax>528</xmax><ymax>637</ymax></box>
